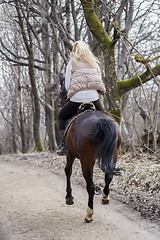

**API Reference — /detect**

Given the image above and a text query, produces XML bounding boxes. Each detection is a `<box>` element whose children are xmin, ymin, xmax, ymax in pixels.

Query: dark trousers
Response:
<box><xmin>58</xmin><ymin>99</ymin><xmax>104</xmax><ymax>130</ymax></box>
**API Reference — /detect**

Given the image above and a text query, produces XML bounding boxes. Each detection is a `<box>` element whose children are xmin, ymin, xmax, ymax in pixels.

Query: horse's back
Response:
<box><xmin>66</xmin><ymin>111</ymin><xmax>96</xmax><ymax>155</ymax></box>
<box><xmin>73</xmin><ymin>110</ymin><xmax>119</xmax><ymax>131</ymax></box>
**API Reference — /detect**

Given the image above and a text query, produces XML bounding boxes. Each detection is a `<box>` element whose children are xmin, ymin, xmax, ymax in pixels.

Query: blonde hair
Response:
<box><xmin>71</xmin><ymin>41</ymin><xmax>99</xmax><ymax>67</ymax></box>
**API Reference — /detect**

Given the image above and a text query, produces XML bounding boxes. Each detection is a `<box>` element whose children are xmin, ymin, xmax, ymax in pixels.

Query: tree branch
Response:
<box><xmin>80</xmin><ymin>0</ymin><xmax>113</xmax><ymax>55</ymax></box>
<box><xmin>0</xmin><ymin>49</ymin><xmax>47</xmax><ymax>71</ymax></box>
<box><xmin>117</xmin><ymin>64</ymin><xmax>160</xmax><ymax>97</ymax></box>
<box><xmin>0</xmin><ymin>38</ymin><xmax>45</xmax><ymax>64</ymax></box>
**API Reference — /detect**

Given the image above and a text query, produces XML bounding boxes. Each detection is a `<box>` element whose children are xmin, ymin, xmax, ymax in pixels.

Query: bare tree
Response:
<box><xmin>0</xmin><ymin>0</ymin><xmax>159</xmax><ymax>153</ymax></box>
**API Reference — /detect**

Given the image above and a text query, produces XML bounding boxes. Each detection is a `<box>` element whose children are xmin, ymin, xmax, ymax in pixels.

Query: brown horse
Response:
<box><xmin>64</xmin><ymin>110</ymin><xmax>122</xmax><ymax>222</ymax></box>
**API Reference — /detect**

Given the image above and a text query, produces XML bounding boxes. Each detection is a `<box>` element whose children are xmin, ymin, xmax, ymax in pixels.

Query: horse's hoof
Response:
<box><xmin>66</xmin><ymin>197</ymin><xmax>74</xmax><ymax>205</ymax></box>
<box><xmin>85</xmin><ymin>207</ymin><xmax>93</xmax><ymax>223</ymax></box>
<box><xmin>101</xmin><ymin>198</ymin><xmax>110</xmax><ymax>205</ymax></box>
<box><xmin>85</xmin><ymin>217</ymin><xmax>93</xmax><ymax>223</ymax></box>
<box><xmin>101</xmin><ymin>194</ymin><xmax>110</xmax><ymax>205</ymax></box>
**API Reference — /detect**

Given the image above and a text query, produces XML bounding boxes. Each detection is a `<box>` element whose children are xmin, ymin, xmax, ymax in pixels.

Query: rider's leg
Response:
<box><xmin>56</xmin><ymin>129</ymin><xmax>69</xmax><ymax>156</ymax></box>
<box><xmin>57</xmin><ymin>101</ymin><xmax>80</xmax><ymax>155</ymax></box>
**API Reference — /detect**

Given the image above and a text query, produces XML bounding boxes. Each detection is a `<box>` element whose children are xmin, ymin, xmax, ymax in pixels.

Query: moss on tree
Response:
<box><xmin>34</xmin><ymin>140</ymin><xmax>45</xmax><ymax>152</ymax></box>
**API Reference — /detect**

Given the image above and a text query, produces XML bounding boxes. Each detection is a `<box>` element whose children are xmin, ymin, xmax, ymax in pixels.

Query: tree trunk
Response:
<box><xmin>19</xmin><ymin>89</ymin><xmax>27</xmax><ymax>153</ymax></box>
<box><xmin>28</xmin><ymin>54</ymin><xmax>43</xmax><ymax>151</ymax></box>
<box><xmin>15</xmin><ymin>0</ymin><xmax>44</xmax><ymax>151</ymax></box>
<box><xmin>42</xmin><ymin>2</ymin><xmax>57</xmax><ymax>151</ymax></box>
<box><xmin>71</xmin><ymin>0</ymin><xmax>79</xmax><ymax>40</ymax></box>
<box><xmin>17</xmin><ymin>68</ymin><xmax>27</xmax><ymax>153</ymax></box>
<box><xmin>11</xmin><ymin>102</ymin><xmax>17</xmax><ymax>154</ymax></box>
<box><xmin>81</xmin><ymin>0</ymin><xmax>121</xmax><ymax>123</ymax></box>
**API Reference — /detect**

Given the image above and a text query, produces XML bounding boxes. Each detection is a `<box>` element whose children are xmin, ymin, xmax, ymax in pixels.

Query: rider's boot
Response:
<box><xmin>56</xmin><ymin>130</ymin><xmax>69</xmax><ymax>156</ymax></box>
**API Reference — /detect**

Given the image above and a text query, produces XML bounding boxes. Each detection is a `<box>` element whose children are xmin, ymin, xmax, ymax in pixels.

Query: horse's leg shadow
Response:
<box><xmin>102</xmin><ymin>172</ymin><xmax>113</xmax><ymax>205</ymax></box>
<box><xmin>65</xmin><ymin>155</ymin><xmax>75</xmax><ymax>205</ymax></box>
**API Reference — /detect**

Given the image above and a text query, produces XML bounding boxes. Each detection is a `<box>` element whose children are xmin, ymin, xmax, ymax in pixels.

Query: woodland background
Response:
<box><xmin>0</xmin><ymin>0</ymin><xmax>160</xmax><ymax>155</ymax></box>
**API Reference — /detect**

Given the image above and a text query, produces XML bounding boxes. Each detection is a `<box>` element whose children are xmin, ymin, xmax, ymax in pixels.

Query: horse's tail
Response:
<box><xmin>91</xmin><ymin>118</ymin><xmax>118</xmax><ymax>174</ymax></box>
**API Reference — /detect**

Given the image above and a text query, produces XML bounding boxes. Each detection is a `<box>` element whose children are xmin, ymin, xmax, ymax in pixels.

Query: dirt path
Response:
<box><xmin>0</xmin><ymin>159</ymin><xmax>159</xmax><ymax>240</ymax></box>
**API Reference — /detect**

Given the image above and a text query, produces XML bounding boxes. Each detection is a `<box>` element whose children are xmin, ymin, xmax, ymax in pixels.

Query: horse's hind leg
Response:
<box><xmin>81</xmin><ymin>163</ymin><xmax>95</xmax><ymax>222</ymax></box>
<box><xmin>102</xmin><ymin>137</ymin><xmax>121</xmax><ymax>205</ymax></box>
<box><xmin>65</xmin><ymin>155</ymin><xmax>75</xmax><ymax>205</ymax></box>
<box><xmin>102</xmin><ymin>173</ymin><xmax>113</xmax><ymax>205</ymax></box>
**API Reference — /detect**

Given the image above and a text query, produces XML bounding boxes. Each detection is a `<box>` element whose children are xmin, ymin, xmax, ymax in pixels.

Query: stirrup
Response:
<box><xmin>56</xmin><ymin>144</ymin><xmax>69</xmax><ymax>156</ymax></box>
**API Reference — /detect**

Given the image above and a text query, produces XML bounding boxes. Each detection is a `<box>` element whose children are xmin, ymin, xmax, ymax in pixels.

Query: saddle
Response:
<box><xmin>77</xmin><ymin>102</ymin><xmax>96</xmax><ymax>114</ymax></box>
<box><xmin>64</xmin><ymin>102</ymin><xmax>96</xmax><ymax>136</ymax></box>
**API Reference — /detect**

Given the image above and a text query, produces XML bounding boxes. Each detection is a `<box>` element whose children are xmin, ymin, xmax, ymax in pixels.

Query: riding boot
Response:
<box><xmin>56</xmin><ymin>130</ymin><xmax>69</xmax><ymax>156</ymax></box>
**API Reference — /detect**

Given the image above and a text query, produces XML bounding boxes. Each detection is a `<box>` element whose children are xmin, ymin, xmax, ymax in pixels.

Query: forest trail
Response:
<box><xmin>0</xmin><ymin>158</ymin><xmax>159</xmax><ymax>240</ymax></box>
